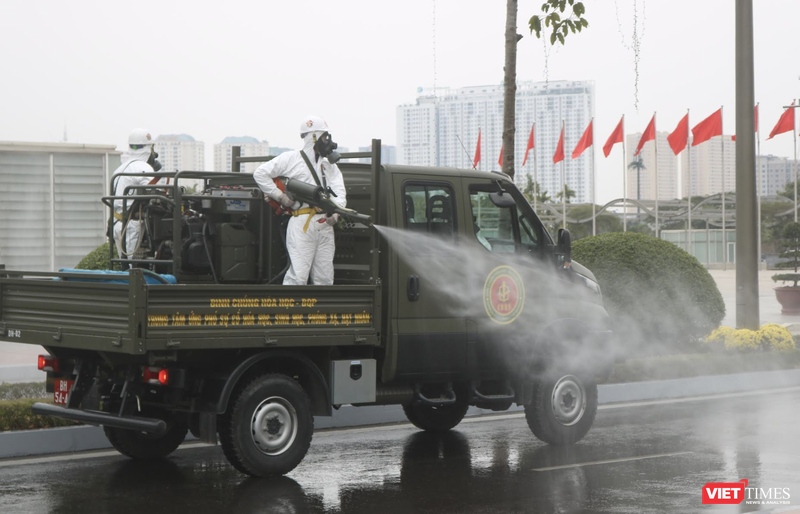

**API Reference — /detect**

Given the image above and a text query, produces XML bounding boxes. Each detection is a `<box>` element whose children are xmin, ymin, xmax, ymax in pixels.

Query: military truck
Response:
<box><xmin>0</xmin><ymin>140</ymin><xmax>614</xmax><ymax>477</ymax></box>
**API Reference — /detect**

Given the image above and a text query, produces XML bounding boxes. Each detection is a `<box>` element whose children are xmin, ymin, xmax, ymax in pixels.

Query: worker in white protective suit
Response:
<box><xmin>111</xmin><ymin>128</ymin><xmax>161</xmax><ymax>267</ymax></box>
<box><xmin>252</xmin><ymin>116</ymin><xmax>346</xmax><ymax>285</ymax></box>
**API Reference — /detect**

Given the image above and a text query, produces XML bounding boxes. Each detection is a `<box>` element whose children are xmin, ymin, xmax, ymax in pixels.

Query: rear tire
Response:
<box><xmin>104</xmin><ymin>418</ymin><xmax>188</xmax><ymax>459</ymax></box>
<box><xmin>525</xmin><ymin>371</ymin><xmax>597</xmax><ymax>446</ymax></box>
<box><xmin>218</xmin><ymin>373</ymin><xmax>313</xmax><ymax>477</ymax></box>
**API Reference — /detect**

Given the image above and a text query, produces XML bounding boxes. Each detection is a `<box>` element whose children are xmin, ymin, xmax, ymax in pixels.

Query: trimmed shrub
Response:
<box><xmin>75</xmin><ymin>241</ymin><xmax>117</xmax><ymax>271</ymax></box>
<box><xmin>572</xmin><ymin>232</ymin><xmax>725</xmax><ymax>354</ymax></box>
<box><xmin>0</xmin><ymin>382</ymin><xmax>47</xmax><ymax>401</ymax></box>
<box><xmin>705</xmin><ymin>326</ymin><xmax>735</xmax><ymax>352</ymax></box>
<box><xmin>0</xmin><ymin>399</ymin><xmax>79</xmax><ymax>432</ymax></box>
<box><xmin>725</xmin><ymin>328</ymin><xmax>760</xmax><ymax>352</ymax></box>
<box><xmin>759</xmin><ymin>324</ymin><xmax>796</xmax><ymax>351</ymax></box>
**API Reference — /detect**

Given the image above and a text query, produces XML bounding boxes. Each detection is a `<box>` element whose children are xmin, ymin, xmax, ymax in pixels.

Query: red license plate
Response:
<box><xmin>53</xmin><ymin>379</ymin><xmax>74</xmax><ymax>405</ymax></box>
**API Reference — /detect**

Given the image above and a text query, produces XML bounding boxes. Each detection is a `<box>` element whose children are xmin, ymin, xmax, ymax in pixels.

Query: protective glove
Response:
<box><xmin>320</xmin><ymin>213</ymin><xmax>339</xmax><ymax>226</ymax></box>
<box><xmin>277</xmin><ymin>193</ymin><xmax>294</xmax><ymax>208</ymax></box>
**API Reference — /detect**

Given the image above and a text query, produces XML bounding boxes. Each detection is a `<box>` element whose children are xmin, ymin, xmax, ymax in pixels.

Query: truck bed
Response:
<box><xmin>0</xmin><ymin>270</ymin><xmax>380</xmax><ymax>355</ymax></box>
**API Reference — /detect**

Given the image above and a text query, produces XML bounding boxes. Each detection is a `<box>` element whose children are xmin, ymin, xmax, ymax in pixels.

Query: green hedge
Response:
<box><xmin>0</xmin><ymin>382</ymin><xmax>46</xmax><ymax>401</ymax></box>
<box><xmin>0</xmin><ymin>398</ymin><xmax>79</xmax><ymax>432</ymax></box>
<box><xmin>606</xmin><ymin>349</ymin><xmax>800</xmax><ymax>383</ymax></box>
<box><xmin>76</xmin><ymin>242</ymin><xmax>117</xmax><ymax>271</ymax></box>
<box><xmin>573</xmin><ymin>232</ymin><xmax>725</xmax><ymax>353</ymax></box>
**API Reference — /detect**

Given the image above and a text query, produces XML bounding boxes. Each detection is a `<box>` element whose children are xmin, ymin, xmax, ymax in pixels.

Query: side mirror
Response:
<box><xmin>556</xmin><ymin>228</ymin><xmax>572</xmax><ymax>268</ymax></box>
<box><xmin>489</xmin><ymin>191</ymin><xmax>516</xmax><ymax>208</ymax></box>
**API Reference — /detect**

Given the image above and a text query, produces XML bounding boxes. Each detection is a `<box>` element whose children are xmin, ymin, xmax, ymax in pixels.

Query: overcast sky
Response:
<box><xmin>1</xmin><ymin>0</ymin><xmax>798</xmax><ymax>203</ymax></box>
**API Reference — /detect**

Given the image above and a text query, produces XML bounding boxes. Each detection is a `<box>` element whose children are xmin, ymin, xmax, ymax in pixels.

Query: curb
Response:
<box><xmin>2</xmin><ymin>369</ymin><xmax>800</xmax><ymax>460</ymax></box>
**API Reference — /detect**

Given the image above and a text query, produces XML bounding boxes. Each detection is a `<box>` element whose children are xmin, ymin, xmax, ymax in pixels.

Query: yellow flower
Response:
<box><xmin>758</xmin><ymin>324</ymin><xmax>796</xmax><ymax>352</ymax></box>
<box><xmin>725</xmin><ymin>329</ymin><xmax>761</xmax><ymax>352</ymax></box>
<box><xmin>706</xmin><ymin>326</ymin><xmax>735</xmax><ymax>346</ymax></box>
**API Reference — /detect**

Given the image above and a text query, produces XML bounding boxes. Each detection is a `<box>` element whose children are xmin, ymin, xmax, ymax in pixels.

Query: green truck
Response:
<box><xmin>0</xmin><ymin>140</ymin><xmax>614</xmax><ymax>477</ymax></box>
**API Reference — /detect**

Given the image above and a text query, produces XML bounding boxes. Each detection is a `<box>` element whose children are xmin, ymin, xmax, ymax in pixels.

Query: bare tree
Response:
<box><xmin>502</xmin><ymin>1</ymin><xmax>589</xmax><ymax>179</ymax></box>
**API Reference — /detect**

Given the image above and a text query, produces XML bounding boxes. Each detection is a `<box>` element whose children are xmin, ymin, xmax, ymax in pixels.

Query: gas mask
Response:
<box><xmin>147</xmin><ymin>149</ymin><xmax>162</xmax><ymax>172</ymax></box>
<box><xmin>314</xmin><ymin>133</ymin><xmax>340</xmax><ymax>164</ymax></box>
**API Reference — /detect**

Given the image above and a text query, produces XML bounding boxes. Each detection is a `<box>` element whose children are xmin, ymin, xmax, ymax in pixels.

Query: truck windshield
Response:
<box><xmin>469</xmin><ymin>185</ymin><xmax>547</xmax><ymax>255</ymax></box>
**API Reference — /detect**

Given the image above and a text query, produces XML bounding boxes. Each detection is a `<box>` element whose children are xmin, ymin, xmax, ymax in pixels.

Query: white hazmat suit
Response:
<box><xmin>112</xmin><ymin>137</ymin><xmax>157</xmax><ymax>264</ymax></box>
<box><xmin>253</xmin><ymin>130</ymin><xmax>346</xmax><ymax>285</ymax></box>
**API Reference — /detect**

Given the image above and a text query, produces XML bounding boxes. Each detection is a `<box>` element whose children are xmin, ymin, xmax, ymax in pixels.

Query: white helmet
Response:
<box><xmin>299</xmin><ymin>116</ymin><xmax>330</xmax><ymax>138</ymax></box>
<box><xmin>128</xmin><ymin>128</ymin><xmax>154</xmax><ymax>148</ymax></box>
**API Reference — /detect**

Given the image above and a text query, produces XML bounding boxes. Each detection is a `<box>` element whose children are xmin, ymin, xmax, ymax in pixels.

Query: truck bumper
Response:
<box><xmin>31</xmin><ymin>403</ymin><xmax>166</xmax><ymax>435</ymax></box>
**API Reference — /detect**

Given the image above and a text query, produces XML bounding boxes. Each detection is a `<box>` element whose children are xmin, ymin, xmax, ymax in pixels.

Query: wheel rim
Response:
<box><xmin>551</xmin><ymin>375</ymin><xmax>586</xmax><ymax>427</ymax></box>
<box><xmin>250</xmin><ymin>396</ymin><xmax>298</xmax><ymax>455</ymax></box>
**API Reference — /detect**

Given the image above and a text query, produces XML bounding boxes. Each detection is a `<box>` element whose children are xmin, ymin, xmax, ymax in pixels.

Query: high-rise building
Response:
<box><xmin>758</xmin><ymin>154</ymin><xmax>799</xmax><ymax>197</ymax></box>
<box><xmin>625</xmin><ymin>131</ymin><xmax>679</xmax><ymax>201</ymax></box>
<box><xmin>358</xmin><ymin>144</ymin><xmax>396</xmax><ymax>164</ymax></box>
<box><xmin>214</xmin><ymin>136</ymin><xmax>270</xmax><ymax>174</ymax></box>
<box><xmin>153</xmin><ymin>134</ymin><xmax>204</xmax><ymax>173</ymax></box>
<box><xmin>396</xmin><ymin>80</ymin><xmax>595</xmax><ymax>203</ymax></box>
<box><xmin>681</xmin><ymin>136</ymin><xmax>735</xmax><ymax>198</ymax></box>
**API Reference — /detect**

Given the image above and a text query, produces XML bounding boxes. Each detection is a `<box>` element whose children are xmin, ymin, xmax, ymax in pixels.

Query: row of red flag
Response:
<box><xmin>479</xmin><ymin>103</ymin><xmax>797</xmax><ymax>168</ymax></box>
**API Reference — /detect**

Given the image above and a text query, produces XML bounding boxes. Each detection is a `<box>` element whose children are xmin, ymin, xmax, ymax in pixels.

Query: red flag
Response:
<box><xmin>667</xmin><ymin>114</ymin><xmax>689</xmax><ymax>155</ymax></box>
<box><xmin>553</xmin><ymin>125</ymin><xmax>565</xmax><ymax>164</ymax></box>
<box><xmin>768</xmin><ymin>102</ymin><xmax>795</xmax><ymax>140</ymax></box>
<box><xmin>473</xmin><ymin>130</ymin><xmax>481</xmax><ymax>167</ymax></box>
<box><xmin>572</xmin><ymin>120</ymin><xmax>593</xmax><ymax>159</ymax></box>
<box><xmin>634</xmin><ymin>114</ymin><xmax>656</xmax><ymax>156</ymax></box>
<box><xmin>603</xmin><ymin>117</ymin><xmax>624</xmax><ymax>157</ymax></box>
<box><xmin>522</xmin><ymin>123</ymin><xmax>535</xmax><ymax>166</ymax></box>
<box><xmin>691</xmin><ymin>108</ymin><xmax>723</xmax><ymax>146</ymax></box>
<box><xmin>498</xmin><ymin>145</ymin><xmax>503</xmax><ymax>167</ymax></box>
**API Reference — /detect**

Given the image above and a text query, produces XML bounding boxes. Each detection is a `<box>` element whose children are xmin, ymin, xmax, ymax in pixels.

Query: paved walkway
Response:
<box><xmin>0</xmin><ymin>269</ymin><xmax>797</xmax><ymax>382</ymax></box>
<box><xmin>709</xmin><ymin>269</ymin><xmax>800</xmax><ymax>330</ymax></box>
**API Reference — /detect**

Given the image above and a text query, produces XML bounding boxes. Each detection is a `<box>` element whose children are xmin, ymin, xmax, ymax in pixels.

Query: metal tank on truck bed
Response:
<box><xmin>0</xmin><ymin>139</ymin><xmax>615</xmax><ymax>477</ymax></box>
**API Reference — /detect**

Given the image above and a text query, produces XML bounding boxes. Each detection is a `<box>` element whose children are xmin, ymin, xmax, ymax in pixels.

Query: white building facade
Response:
<box><xmin>153</xmin><ymin>134</ymin><xmax>205</xmax><ymax>173</ymax></box>
<box><xmin>681</xmin><ymin>135</ymin><xmax>736</xmax><ymax>198</ymax></box>
<box><xmin>757</xmin><ymin>154</ymin><xmax>798</xmax><ymax>197</ymax></box>
<box><xmin>397</xmin><ymin>80</ymin><xmax>595</xmax><ymax>203</ymax></box>
<box><xmin>214</xmin><ymin>137</ymin><xmax>270</xmax><ymax>174</ymax></box>
<box><xmin>625</xmin><ymin>131</ymin><xmax>679</xmax><ymax>201</ymax></box>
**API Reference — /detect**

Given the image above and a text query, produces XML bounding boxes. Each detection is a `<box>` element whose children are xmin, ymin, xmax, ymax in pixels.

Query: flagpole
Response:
<box><xmin>561</xmin><ymin>120</ymin><xmax>567</xmax><ymax>230</ymax></box>
<box><xmin>687</xmin><ymin>109</ymin><xmax>693</xmax><ymax>257</ymax></box>
<box><xmin>589</xmin><ymin>116</ymin><xmax>597</xmax><ymax>236</ymax></box>
<box><xmin>533</xmin><ymin>122</ymin><xmax>538</xmax><ymax>213</ymax></box>
<box><xmin>721</xmin><ymin>105</ymin><xmax>727</xmax><ymax>271</ymax></box>
<box><xmin>756</xmin><ymin>102</ymin><xmax>761</xmax><ymax>268</ymax></box>
<box><xmin>654</xmin><ymin>112</ymin><xmax>660</xmax><ymax>238</ymax></box>
<box><xmin>622</xmin><ymin>115</ymin><xmax>627</xmax><ymax>232</ymax></box>
<box><xmin>795</xmin><ymin>98</ymin><xmax>798</xmax><ymax>222</ymax></box>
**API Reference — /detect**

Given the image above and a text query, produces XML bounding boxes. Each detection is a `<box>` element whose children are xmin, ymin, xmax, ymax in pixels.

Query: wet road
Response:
<box><xmin>1</xmin><ymin>390</ymin><xmax>798</xmax><ymax>514</ymax></box>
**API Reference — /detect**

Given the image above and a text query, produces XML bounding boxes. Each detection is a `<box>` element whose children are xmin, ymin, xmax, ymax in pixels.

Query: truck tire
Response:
<box><xmin>403</xmin><ymin>394</ymin><xmax>470</xmax><ymax>433</ymax></box>
<box><xmin>218</xmin><ymin>373</ymin><xmax>314</xmax><ymax>477</ymax></box>
<box><xmin>524</xmin><ymin>371</ymin><xmax>597</xmax><ymax>446</ymax></box>
<box><xmin>104</xmin><ymin>419</ymin><xmax>188</xmax><ymax>460</ymax></box>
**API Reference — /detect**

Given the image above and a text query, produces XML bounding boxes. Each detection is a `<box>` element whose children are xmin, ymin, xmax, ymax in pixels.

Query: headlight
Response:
<box><xmin>582</xmin><ymin>276</ymin><xmax>602</xmax><ymax>296</ymax></box>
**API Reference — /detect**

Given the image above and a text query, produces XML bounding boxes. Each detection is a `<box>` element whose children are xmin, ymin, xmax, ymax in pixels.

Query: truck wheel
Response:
<box><xmin>403</xmin><ymin>393</ymin><xmax>469</xmax><ymax>433</ymax></box>
<box><xmin>104</xmin><ymin>419</ymin><xmax>188</xmax><ymax>459</ymax></box>
<box><xmin>524</xmin><ymin>371</ymin><xmax>597</xmax><ymax>446</ymax></box>
<box><xmin>218</xmin><ymin>374</ymin><xmax>313</xmax><ymax>477</ymax></box>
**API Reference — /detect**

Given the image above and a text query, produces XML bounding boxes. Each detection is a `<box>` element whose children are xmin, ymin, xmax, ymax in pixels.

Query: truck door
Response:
<box><xmin>464</xmin><ymin>180</ymin><xmax>551</xmax><ymax>373</ymax></box>
<box><xmin>391</xmin><ymin>174</ymin><xmax>467</xmax><ymax>380</ymax></box>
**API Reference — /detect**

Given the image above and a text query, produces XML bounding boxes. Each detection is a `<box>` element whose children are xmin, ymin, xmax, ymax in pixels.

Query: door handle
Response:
<box><xmin>407</xmin><ymin>275</ymin><xmax>420</xmax><ymax>302</ymax></box>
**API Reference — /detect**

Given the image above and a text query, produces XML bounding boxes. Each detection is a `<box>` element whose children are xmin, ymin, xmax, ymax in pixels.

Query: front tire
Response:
<box><xmin>219</xmin><ymin>374</ymin><xmax>314</xmax><ymax>477</ymax></box>
<box><xmin>525</xmin><ymin>371</ymin><xmax>597</xmax><ymax>445</ymax></box>
<box><xmin>104</xmin><ymin>418</ymin><xmax>188</xmax><ymax>459</ymax></box>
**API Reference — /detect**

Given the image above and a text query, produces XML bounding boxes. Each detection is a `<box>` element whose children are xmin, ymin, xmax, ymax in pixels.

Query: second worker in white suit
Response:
<box><xmin>253</xmin><ymin>116</ymin><xmax>346</xmax><ymax>285</ymax></box>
